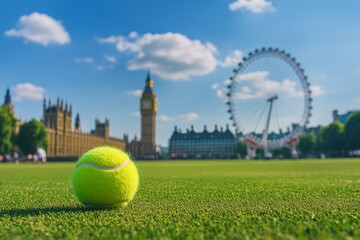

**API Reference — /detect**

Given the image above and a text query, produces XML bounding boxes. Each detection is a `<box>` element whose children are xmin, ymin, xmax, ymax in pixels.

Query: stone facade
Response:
<box><xmin>43</xmin><ymin>98</ymin><xmax>125</xmax><ymax>158</ymax></box>
<box><xmin>169</xmin><ymin>125</ymin><xmax>236</xmax><ymax>159</ymax></box>
<box><xmin>3</xmin><ymin>71</ymin><xmax>157</xmax><ymax>159</ymax></box>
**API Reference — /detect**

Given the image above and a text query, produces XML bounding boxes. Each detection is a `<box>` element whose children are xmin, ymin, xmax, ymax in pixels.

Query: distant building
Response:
<box><xmin>126</xmin><ymin>71</ymin><xmax>158</xmax><ymax>159</ymax></box>
<box><xmin>3</xmin><ymin>71</ymin><xmax>158</xmax><ymax>160</ymax></box>
<box><xmin>169</xmin><ymin>125</ymin><xmax>236</xmax><ymax>159</ymax></box>
<box><xmin>333</xmin><ymin>110</ymin><xmax>354</xmax><ymax>124</ymax></box>
<box><xmin>2</xmin><ymin>88</ymin><xmax>22</xmax><ymax>134</ymax></box>
<box><xmin>4</xmin><ymin>88</ymin><xmax>13</xmax><ymax>113</ymax></box>
<box><xmin>43</xmin><ymin>98</ymin><xmax>126</xmax><ymax>158</ymax></box>
<box><xmin>305</xmin><ymin>126</ymin><xmax>321</xmax><ymax>136</ymax></box>
<box><xmin>3</xmin><ymin>89</ymin><xmax>126</xmax><ymax>159</ymax></box>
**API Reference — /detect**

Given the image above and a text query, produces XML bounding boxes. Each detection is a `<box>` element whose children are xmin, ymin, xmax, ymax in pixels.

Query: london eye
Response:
<box><xmin>226</xmin><ymin>48</ymin><xmax>312</xmax><ymax>156</ymax></box>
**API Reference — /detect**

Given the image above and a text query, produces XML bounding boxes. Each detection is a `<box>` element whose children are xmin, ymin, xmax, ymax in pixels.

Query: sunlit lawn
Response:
<box><xmin>1</xmin><ymin>159</ymin><xmax>360</xmax><ymax>239</ymax></box>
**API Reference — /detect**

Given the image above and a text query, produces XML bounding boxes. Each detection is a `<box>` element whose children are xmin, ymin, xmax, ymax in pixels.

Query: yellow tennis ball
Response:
<box><xmin>72</xmin><ymin>146</ymin><xmax>139</xmax><ymax>208</ymax></box>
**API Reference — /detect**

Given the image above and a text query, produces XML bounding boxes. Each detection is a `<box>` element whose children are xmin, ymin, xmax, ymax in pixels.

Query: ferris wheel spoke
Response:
<box><xmin>236</xmin><ymin>102</ymin><xmax>268</xmax><ymax>131</ymax></box>
<box><xmin>228</xmin><ymin>48</ymin><xmax>312</xmax><ymax>151</ymax></box>
<box><xmin>273</xmin><ymin>101</ymin><xmax>283</xmax><ymax>135</ymax></box>
<box><xmin>277</xmin><ymin>100</ymin><xmax>301</xmax><ymax>129</ymax></box>
<box><xmin>239</xmin><ymin>101</ymin><xmax>269</xmax><ymax>133</ymax></box>
<box><xmin>247</xmin><ymin>103</ymin><xmax>267</xmax><ymax>131</ymax></box>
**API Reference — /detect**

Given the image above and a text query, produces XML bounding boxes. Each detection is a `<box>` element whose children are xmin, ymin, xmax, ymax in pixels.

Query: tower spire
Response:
<box><xmin>4</xmin><ymin>88</ymin><xmax>11</xmax><ymax>105</ymax></box>
<box><xmin>75</xmin><ymin>113</ymin><xmax>81</xmax><ymax>129</ymax></box>
<box><xmin>143</xmin><ymin>70</ymin><xmax>154</xmax><ymax>95</ymax></box>
<box><xmin>140</xmin><ymin>71</ymin><xmax>157</xmax><ymax>158</ymax></box>
<box><xmin>146</xmin><ymin>69</ymin><xmax>151</xmax><ymax>83</ymax></box>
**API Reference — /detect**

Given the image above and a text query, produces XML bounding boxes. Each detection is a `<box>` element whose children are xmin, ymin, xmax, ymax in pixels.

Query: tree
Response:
<box><xmin>17</xmin><ymin>119</ymin><xmax>48</xmax><ymax>155</ymax></box>
<box><xmin>298</xmin><ymin>133</ymin><xmax>316</xmax><ymax>157</ymax></box>
<box><xmin>321</xmin><ymin>121</ymin><xmax>345</xmax><ymax>155</ymax></box>
<box><xmin>272</xmin><ymin>147</ymin><xmax>291</xmax><ymax>159</ymax></box>
<box><xmin>0</xmin><ymin>107</ymin><xmax>13</xmax><ymax>154</ymax></box>
<box><xmin>345</xmin><ymin>110</ymin><xmax>360</xmax><ymax>150</ymax></box>
<box><xmin>236</xmin><ymin>140</ymin><xmax>247</xmax><ymax>157</ymax></box>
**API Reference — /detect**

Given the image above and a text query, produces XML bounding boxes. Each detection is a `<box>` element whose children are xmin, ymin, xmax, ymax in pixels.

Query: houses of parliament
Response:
<box><xmin>2</xmin><ymin>72</ymin><xmax>158</xmax><ymax>159</ymax></box>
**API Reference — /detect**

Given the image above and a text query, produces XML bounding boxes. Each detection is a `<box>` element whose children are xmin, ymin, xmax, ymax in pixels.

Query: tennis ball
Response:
<box><xmin>72</xmin><ymin>146</ymin><xmax>139</xmax><ymax>208</ymax></box>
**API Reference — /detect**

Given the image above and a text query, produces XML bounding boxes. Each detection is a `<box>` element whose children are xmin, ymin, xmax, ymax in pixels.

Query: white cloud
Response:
<box><xmin>105</xmin><ymin>55</ymin><xmax>116</xmax><ymax>63</ymax></box>
<box><xmin>127</xmin><ymin>89</ymin><xmax>143</xmax><ymax>97</ymax></box>
<box><xmin>235</xmin><ymin>71</ymin><xmax>270</xmax><ymax>81</ymax></box>
<box><xmin>216</xmin><ymin>89</ymin><xmax>224</xmax><ymax>98</ymax></box>
<box><xmin>75</xmin><ymin>58</ymin><xmax>94</xmax><ymax>63</ymax></box>
<box><xmin>219</xmin><ymin>50</ymin><xmax>243</xmax><ymax>68</ymax></box>
<box><xmin>12</xmin><ymin>83</ymin><xmax>46</xmax><ymax>101</ymax></box>
<box><xmin>212</xmin><ymin>81</ymin><xmax>227</xmax><ymax>101</ymax></box>
<box><xmin>223</xmin><ymin>78</ymin><xmax>232</xmax><ymax>85</ymax></box>
<box><xmin>158</xmin><ymin>112</ymin><xmax>200</xmax><ymax>122</ymax></box>
<box><xmin>97</xmin><ymin>35</ymin><xmax>120</xmax><ymax>44</ymax></box>
<box><xmin>229</xmin><ymin>0</ymin><xmax>275</xmax><ymax>14</ymax></box>
<box><xmin>310</xmin><ymin>85</ymin><xmax>325</xmax><ymax>96</ymax></box>
<box><xmin>129</xmin><ymin>31</ymin><xmax>138</xmax><ymax>39</ymax></box>
<box><xmin>96</xmin><ymin>65</ymin><xmax>114</xmax><ymax>71</ymax></box>
<box><xmin>233</xmin><ymin>71</ymin><xmax>318</xmax><ymax>100</ymax></box>
<box><xmin>178</xmin><ymin>113</ymin><xmax>200</xmax><ymax>122</ymax></box>
<box><xmin>214</xmin><ymin>72</ymin><xmax>325</xmax><ymax>101</ymax></box>
<box><xmin>158</xmin><ymin>115</ymin><xmax>175</xmax><ymax>122</ymax></box>
<box><xmin>98</xmin><ymin>32</ymin><xmax>218</xmax><ymax>80</ymax></box>
<box><xmin>5</xmin><ymin>12</ymin><xmax>70</xmax><ymax>46</ymax></box>
<box><xmin>212</xmin><ymin>83</ymin><xmax>219</xmax><ymax>90</ymax></box>
<box><xmin>132</xmin><ymin>111</ymin><xmax>140</xmax><ymax>117</ymax></box>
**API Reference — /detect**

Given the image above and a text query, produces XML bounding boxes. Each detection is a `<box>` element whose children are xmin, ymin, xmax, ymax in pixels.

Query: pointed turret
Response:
<box><xmin>43</xmin><ymin>97</ymin><xmax>47</xmax><ymax>110</ymax></box>
<box><xmin>143</xmin><ymin>70</ymin><xmax>154</xmax><ymax>95</ymax></box>
<box><xmin>75</xmin><ymin>113</ymin><xmax>81</xmax><ymax>132</ymax></box>
<box><xmin>4</xmin><ymin>88</ymin><xmax>11</xmax><ymax>105</ymax></box>
<box><xmin>3</xmin><ymin>88</ymin><xmax>14</xmax><ymax>114</ymax></box>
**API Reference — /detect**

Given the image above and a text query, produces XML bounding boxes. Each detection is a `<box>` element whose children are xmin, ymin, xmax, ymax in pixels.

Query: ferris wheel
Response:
<box><xmin>226</xmin><ymin>47</ymin><xmax>312</xmax><ymax>154</ymax></box>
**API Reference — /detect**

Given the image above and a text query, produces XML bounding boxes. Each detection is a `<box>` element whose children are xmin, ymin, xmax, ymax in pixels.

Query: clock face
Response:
<box><xmin>143</xmin><ymin>100</ymin><xmax>151</xmax><ymax>109</ymax></box>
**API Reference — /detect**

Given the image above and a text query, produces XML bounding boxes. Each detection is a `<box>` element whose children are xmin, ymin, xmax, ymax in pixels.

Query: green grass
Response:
<box><xmin>1</xmin><ymin>159</ymin><xmax>360</xmax><ymax>239</ymax></box>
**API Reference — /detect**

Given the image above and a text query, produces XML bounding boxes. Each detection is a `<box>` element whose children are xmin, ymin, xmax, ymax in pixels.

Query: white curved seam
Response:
<box><xmin>76</xmin><ymin>159</ymin><xmax>130</xmax><ymax>171</ymax></box>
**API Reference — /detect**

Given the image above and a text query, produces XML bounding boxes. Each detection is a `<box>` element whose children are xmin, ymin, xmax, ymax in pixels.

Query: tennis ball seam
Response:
<box><xmin>76</xmin><ymin>159</ymin><xmax>130</xmax><ymax>171</ymax></box>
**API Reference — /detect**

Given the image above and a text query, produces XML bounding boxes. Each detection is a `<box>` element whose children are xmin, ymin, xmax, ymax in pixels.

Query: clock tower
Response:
<box><xmin>140</xmin><ymin>71</ymin><xmax>157</xmax><ymax>158</ymax></box>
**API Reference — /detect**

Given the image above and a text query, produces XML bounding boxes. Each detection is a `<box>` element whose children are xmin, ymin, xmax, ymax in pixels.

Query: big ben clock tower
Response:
<box><xmin>140</xmin><ymin>71</ymin><xmax>157</xmax><ymax>158</ymax></box>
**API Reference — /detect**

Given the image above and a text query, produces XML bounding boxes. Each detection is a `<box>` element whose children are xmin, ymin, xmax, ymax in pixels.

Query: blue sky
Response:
<box><xmin>1</xmin><ymin>0</ymin><xmax>360</xmax><ymax>146</ymax></box>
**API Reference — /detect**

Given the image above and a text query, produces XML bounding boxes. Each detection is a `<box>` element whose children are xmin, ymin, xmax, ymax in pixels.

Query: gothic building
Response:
<box><xmin>4</xmin><ymin>88</ymin><xmax>13</xmax><ymax>113</ymax></box>
<box><xmin>2</xmin><ymin>71</ymin><xmax>158</xmax><ymax>159</ymax></box>
<box><xmin>43</xmin><ymin>98</ymin><xmax>125</xmax><ymax>158</ymax></box>
<box><xmin>2</xmin><ymin>88</ymin><xmax>21</xmax><ymax>133</ymax></box>
<box><xmin>126</xmin><ymin>71</ymin><xmax>158</xmax><ymax>159</ymax></box>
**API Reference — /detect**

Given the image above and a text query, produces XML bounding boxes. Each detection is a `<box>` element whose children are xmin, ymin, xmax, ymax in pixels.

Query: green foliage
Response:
<box><xmin>0</xmin><ymin>106</ymin><xmax>14</xmax><ymax>154</ymax></box>
<box><xmin>236</xmin><ymin>140</ymin><xmax>247</xmax><ymax>157</ymax></box>
<box><xmin>315</xmin><ymin>126</ymin><xmax>324</xmax><ymax>151</ymax></box>
<box><xmin>1</xmin><ymin>160</ymin><xmax>360</xmax><ymax>239</ymax></box>
<box><xmin>298</xmin><ymin>133</ymin><xmax>316</xmax><ymax>156</ymax></box>
<box><xmin>345</xmin><ymin>110</ymin><xmax>360</xmax><ymax>150</ymax></box>
<box><xmin>255</xmin><ymin>147</ymin><xmax>264</xmax><ymax>158</ymax></box>
<box><xmin>272</xmin><ymin>147</ymin><xmax>291</xmax><ymax>158</ymax></box>
<box><xmin>320</xmin><ymin>121</ymin><xmax>345</xmax><ymax>153</ymax></box>
<box><xmin>17</xmin><ymin>119</ymin><xmax>48</xmax><ymax>155</ymax></box>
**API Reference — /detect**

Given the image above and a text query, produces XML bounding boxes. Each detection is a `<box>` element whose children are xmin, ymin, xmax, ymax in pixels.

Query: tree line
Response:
<box><xmin>0</xmin><ymin>105</ymin><xmax>48</xmax><ymax>157</ymax></box>
<box><xmin>237</xmin><ymin>110</ymin><xmax>360</xmax><ymax>158</ymax></box>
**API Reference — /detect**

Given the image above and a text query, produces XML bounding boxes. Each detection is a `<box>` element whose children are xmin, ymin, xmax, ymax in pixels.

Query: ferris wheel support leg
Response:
<box><xmin>291</xmin><ymin>144</ymin><xmax>298</xmax><ymax>159</ymax></box>
<box><xmin>246</xmin><ymin>145</ymin><xmax>257</xmax><ymax>159</ymax></box>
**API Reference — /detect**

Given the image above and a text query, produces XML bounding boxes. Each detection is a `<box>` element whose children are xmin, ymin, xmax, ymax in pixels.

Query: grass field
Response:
<box><xmin>1</xmin><ymin>159</ymin><xmax>360</xmax><ymax>239</ymax></box>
